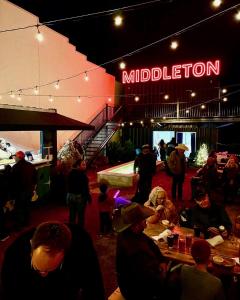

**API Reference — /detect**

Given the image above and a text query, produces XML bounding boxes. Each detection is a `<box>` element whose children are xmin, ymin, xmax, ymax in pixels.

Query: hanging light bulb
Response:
<box><xmin>35</xmin><ymin>25</ymin><xmax>44</xmax><ymax>42</ymax></box>
<box><xmin>121</xmin><ymin>122</ymin><xmax>125</xmax><ymax>127</ymax></box>
<box><xmin>54</xmin><ymin>81</ymin><xmax>60</xmax><ymax>89</ymax></box>
<box><xmin>170</xmin><ymin>40</ymin><xmax>179</xmax><ymax>50</ymax></box>
<box><xmin>114</xmin><ymin>15</ymin><xmax>123</xmax><ymax>27</ymax></box>
<box><xmin>48</xmin><ymin>95</ymin><xmax>53</xmax><ymax>102</ymax></box>
<box><xmin>34</xmin><ymin>86</ymin><xmax>39</xmax><ymax>95</ymax></box>
<box><xmin>130</xmin><ymin>122</ymin><xmax>133</xmax><ymax>126</ymax></box>
<box><xmin>222</xmin><ymin>88</ymin><xmax>227</xmax><ymax>94</ymax></box>
<box><xmin>10</xmin><ymin>91</ymin><xmax>15</xmax><ymax>98</ymax></box>
<box><xmin>235</xmin><ymin>10</ymin><xmax>240</xmax><ymax>21</ymax></box>
<box><xmin>163</xmin><ymin>116</ymin><xmax>166</xmax><ymax>120</ymax></box>
<box><xmin>186</xmin><ymin>109</ymin><xmax>190</xmax><ymax>114</ymax></box>
<box><xmin>201</xmin><ymin>104</ymin><xmax>206</xmax><ymax>109</ymax></box>
<box><xmin>84</xmin><ymin>72</ymin><xmax>89</xmax><ymax>81</ymax></box>
<box><xmin>212</xmin><ymin>0</ymin><xmax>222</xmax><ymax>8</ymax></box>
<box><xmin>164</xmin><ymin>94</ymin><xmax>169</xmax><ymax>100</ymax></box>
<box><xmin>191</xmin><ymin>92</ymin><xmax>196</xmax><ymax>97</ymax></box>
<box><xmin>77</xmin><ymin>96</ymin><xmax>81</xmax><ymax>103</ymax></box>
<box><xmin>140</xmin><ymin>120</ymin><xmax>144</xmax><ymax>125</ymax></box>
<box><xmin>134</xmin><ymin>96</ymin><xmax>140</xmax><ymax>102</ymax></box>
<box><xmin>150</xmin><ymin>119</ymin><xmax>154</xmax><ymax>123</ymax></box>
<box><xmin>108</xmin><ymin>97</ymin><xmax>112</xmax><ymax>102</ymax></box>
<box><xmin>17</xmin><ymin>94</ymin><xmax>22</xmax><ymax>101</ymax></box>
<box><xmin>119</xmin><ymin>61</ymin><xmax>126</xmax><ymax>70</ymax></box>
<box><xmin>223</xmin><ymin>97</ymin><xmax>228</xmax><ymax>102</ymax></box>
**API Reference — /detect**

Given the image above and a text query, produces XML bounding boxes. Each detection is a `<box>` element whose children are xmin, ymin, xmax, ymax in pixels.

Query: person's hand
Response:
<box><xmin>221</xmin><ymin>230</ymin><xmax>228</xmax><ymax>239</ymax></box>
<box><xmin>156</xmin><ymin>205</ymin><xmax>164</xmax><ymax>211</ymax></box>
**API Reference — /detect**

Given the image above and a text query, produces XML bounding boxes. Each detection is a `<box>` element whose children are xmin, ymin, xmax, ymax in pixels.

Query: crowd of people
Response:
<box><xmin>0</xmin><ymin>141</ymin><xmax>240</xmax><ymax>300</ymax></box>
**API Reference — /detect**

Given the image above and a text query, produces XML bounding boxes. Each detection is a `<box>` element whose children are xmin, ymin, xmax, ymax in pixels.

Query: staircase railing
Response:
<box><xmin>74</xmin><ymin>104</ymin><xmax>114</xmax><ymax>145</ymax></box>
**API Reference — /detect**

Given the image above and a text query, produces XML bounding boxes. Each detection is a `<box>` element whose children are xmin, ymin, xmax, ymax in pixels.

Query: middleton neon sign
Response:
<box><xmin>122</xmin><ymin>59</ymin><xmax>220</xmax><ymax>84</ymax></box>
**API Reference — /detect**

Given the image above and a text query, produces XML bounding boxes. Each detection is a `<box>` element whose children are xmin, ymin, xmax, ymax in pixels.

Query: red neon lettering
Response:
<box><xmin>121</xmin><ymin>59</ymin><xmax>221</xmax><ymax>84</ymax></box>
<box><xmin>192</xmin><ymin>62</ymin><xmax>206</xmax><ymax>77</ymax></box>
<box><xmin>122</xmin><ymin>70</ymin><xmax>135</xmax><ymax>84</ymax></box>
<box><xmin>163</xmin><ymin>67</ymin><xmax>171</xmax><ymax>80</ymax></box>
<box><xmin>181</xmin><ymin>63</ymin><xmax>192</xmax><ymax>78</ymax></box>
<box><xmin>141</xmin><ymin>69</ymin><xmax>151</xmax><ymax>82</ymax></box>
<box><xmin>172</xmin><ymin>65</ymin><xmax>182</xmax><ymax>79</ymax></box>
<box><xmin>135</xmin><ymin>69</ymin><xmax>140</xmax><ymax>82</ymax></box>
<box><xmin>151</xmin><ymin>68</ymin><xmax>162</xmax><ymax>81</ymax></box>
<box><xmin>206</xmin><ymin>60</ymin><xmax>220</xmax><ymax>76</ymax></box>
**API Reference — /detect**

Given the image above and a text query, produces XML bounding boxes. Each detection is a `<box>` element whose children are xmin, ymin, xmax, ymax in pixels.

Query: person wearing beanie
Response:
<box><xmin>167</xmin><ymin>239</ymin><xmax>225</xmax><ymax>300</ymax></box>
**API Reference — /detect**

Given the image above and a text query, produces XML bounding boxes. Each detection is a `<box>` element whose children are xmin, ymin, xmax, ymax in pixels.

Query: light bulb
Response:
<box><xmin>235</xmin><ymin>11</ymin><xmax>240</xmax><ymax>21</ymax></box>
<box><xmin>212</xmin><ymin>0</ymin><xmax>222</xmax><ymax>8</ymax></box>
<box><xmin>164</xmin><ymin>94</ymin><xmax>169</xmax><ymax>100</ymax></box>
<box><xmin>36</xmin><ymin>26</ymin><xmax>44</xmax><ymax>42</ymax></box>
<box><xmin>134</xmin><ymin>96</ymin><xmax>140</xmax><ymax>102</ymax></box>
<box><xmin>84</xmin><ymin>72</ymin><xmax>89</xmax><ymax>81</ymax></box>
<box><xmin>54</xmin><ymin>81</ymin><xmax>60</xmax><ymax>89</ymax></box>
<box><xmin>49</xmin><ymin>95</ymin><xmax>53</xmax><ymax>102</ymax></box>
<box><xmin>34</xmin><ymin>86</ymin><xmax>39</xmax><ymax>95</ymax></box>
<box><xmin>114</xmin><ymin>15</ymin><xmax>123</xmax><ymax>27</ymax></box>
<box><xmin>170</xmin><ymin>40</ymin><xmax>179</xmax><ymax>50</ymax></box>
<box><xmin>77</xmin><ymin>96</ymin><xmax>81</xmax><ymax>103</ymax></box>
<box><xmin>119</xmin><ymin>61</ymin><xmax>126</xmax><ymax>70</ymax></box>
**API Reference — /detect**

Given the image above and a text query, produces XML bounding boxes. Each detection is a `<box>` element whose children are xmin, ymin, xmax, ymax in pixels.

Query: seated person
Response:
<box><xmin>191</xmin><ymin>187</ymin><xmax>232</xmax><ymax>239</ymax></box>
<box><xmin>113</xmin><ymin>202</ymin><xmax>167</xmax><ymax>300</ymax></box>
<box><xmin>144</xmin><ymin>186</ymin><xmax>178</xmax><ymax>225</ymax></box>
<box><xmin>1</xmin><ymin>221</ymin><xmax>105</xmax><ymax>300</ymax></box>
<box><xmin>168</xmin><ymin>239</ymin><xmax>225</xmax><ymax>300</ymax></box>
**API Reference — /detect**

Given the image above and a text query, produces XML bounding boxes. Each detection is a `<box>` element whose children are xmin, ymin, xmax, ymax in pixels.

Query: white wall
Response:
<box><xmin>0</xmin><ymin>0</ymin><xmax>115</xmax><ymax>150</ymax></box>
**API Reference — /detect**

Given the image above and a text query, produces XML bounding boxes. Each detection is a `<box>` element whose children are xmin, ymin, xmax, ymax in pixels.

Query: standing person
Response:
<box><xmin>113</xmin><ymin>202</ymin><xmax>167</xmax><ymax>300</ymax></box>
<box><xmin>166</xmin><ymin>137</ymin><xmax>177</xmax><ymax>158</ymax></box>
<box><xmin>11</xmin><ymin>150</ymin><xmax>37</xmax><ymax>229</ymax></box>
<box><xmin>168</xmin><ymin>144</ymin><xmax>188</xmax><ymax>201</ymax></box>
<box><xmin>168</xmin><ymin>239</ymin><xmax>225</xmax><ymax>300</ymax></box>
<box><xmin>66</xmin><ymin>159</ymin><xmax>91</xmax><ymax>227</ymax></box>
<box><xmin>1</xmin><ymin>221</ymin><xmax>105</xmax><ymax>300</ymax></box>
<box><xmin>98</xmin><ymin>182</ymin><xmax>114</xmax><ymax>235</ymax></box>
<box><xmin>133</xmin><ymin>144</ymin><xmax>156</xmax><ymax>204</ymax></box>
<box><xmin>158</xmin><ymin>139</ymin><xmax>166</xmax><ymax>161</ymax></box>
<box><xmin>0</xmin><ymin>165</ymin><xmax>12</xmax><ymax>241</ymax></box>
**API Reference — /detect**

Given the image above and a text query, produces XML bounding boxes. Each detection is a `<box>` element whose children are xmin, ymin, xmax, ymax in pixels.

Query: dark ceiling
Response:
<box><xmin>10</xmin><ymin>0</ymin><xmax>240</xmax><ymax>84</ymax></box>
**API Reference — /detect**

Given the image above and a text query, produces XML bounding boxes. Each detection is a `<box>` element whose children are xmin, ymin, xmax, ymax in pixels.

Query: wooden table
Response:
<box><xmin>144</xmin><ymin>223</ymin><xmax>240</xmax><ymax>275</ymax></box>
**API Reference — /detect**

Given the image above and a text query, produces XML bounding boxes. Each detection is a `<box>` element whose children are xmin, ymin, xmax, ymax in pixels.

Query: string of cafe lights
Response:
<box><xmin>120</xmin><ymin>88</ymin><xmax>240</xmax><ymax>126</ymax></box>
<box><xmin>0</xmin><ymin>2</ymin><xmax>240</xmax><ymax>98</ymax></box>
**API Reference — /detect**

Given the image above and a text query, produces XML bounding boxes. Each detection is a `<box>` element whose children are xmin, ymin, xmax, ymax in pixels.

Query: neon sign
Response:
<box><xmin>122</xmin><ymin>59</ymin><xmax>220</xmax><ymax>84</ymax></box>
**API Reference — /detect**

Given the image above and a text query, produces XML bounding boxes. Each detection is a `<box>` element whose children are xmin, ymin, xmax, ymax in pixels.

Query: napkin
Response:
<box><xmin>206</xmin><ymin>235</ymin><xmax>224</xmax><ymax>247</ymax></box>
<box><xmin>152</xmin><ymin>229</ymin><xmax>172</xmax><ymax>242</ymax></box>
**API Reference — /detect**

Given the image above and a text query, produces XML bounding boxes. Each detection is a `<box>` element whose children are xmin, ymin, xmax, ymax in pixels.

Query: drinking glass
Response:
<box><xmin>178</xmin><ymin>237</ymin><xmax>186</xmax><ymax>253</ymax></box>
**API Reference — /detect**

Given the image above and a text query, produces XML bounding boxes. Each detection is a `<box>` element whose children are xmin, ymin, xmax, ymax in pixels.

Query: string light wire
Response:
<box><xmin>0</xmin><ymin>3</ymin><xmax>239</xmax><ymax>97</ymax></box>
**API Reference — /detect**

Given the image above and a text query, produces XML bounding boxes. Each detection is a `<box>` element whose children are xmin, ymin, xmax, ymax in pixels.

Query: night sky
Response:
<box><xmin>9</xmin><ymin>0</ymin><xmax>240</xmax><ymax>84</ymax></box>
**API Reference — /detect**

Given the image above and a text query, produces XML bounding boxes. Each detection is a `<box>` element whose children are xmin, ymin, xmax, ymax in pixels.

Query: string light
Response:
<box><xmin>114</xmin><ymin>15</ymin><xmax>123</xmax><ymax>27</ymax></box>
<box><xmin>1</xmin><ymin>3</ymin><xmax>239</xmax><ymax>97</ymax></box>
<box><xmin>134</xmin><ymin>96</ymin><xmax>140</xmax><ymax>102</ymax></box>
<box><xmin>108</xmin><ymin>97</ymin><xmax>112</xmax><ymax>102</ymax></box>
<box><xmin>34</xmin><ymin>86</ymin><xmax>39</xmax><ymax>95</ymax></box>
<box><xmin>164</xmin><ymin>94</ymin><xmax>169</xmax><ymax>100</ymax></box>
<box><xmin>186</xmin><ymin>109</ymin><xmax>190</xmax><ymax>114</ymax></box>
<box><xmin>77</xmin><ymin>96</ymin><xmax>81</xmax><ymax>102</ymax></box>
<box><xmin>48</xmin><ymin>95</ymin><xmax>54</xmax><ymax>102</ymax></box>
<box><xmin>201</xmin><ymin>104</ymin><xmax>206</xmax><ymax>109</ymax></box>
<box><xmin>54</xmin><ymin>81</ymin><xmax>60</xmax><ymax>89</ymax></box>
<box><xmin>130</xmin><ymin>122</ymin><xmax>133</xmax><ymax>126</ymax></box>
<box><xmin>163</xmin><ymin>116</ymin><xmax>166</xmax><ymax>120</ymax></box>
<box><xmin>84</xmin><ymin>72</ymin><xmax>89</xmax><ymax>81</ymax></box>
<box><xmin>121</xmin><ymin>122</ymin><xmax>125</xmax><ymax>127</ymax></box>
<box><xmin>235</xmin><ymin>10</ymin><xmax>240</xmax><ymax>21</ymax></box>
<box><xmin>35</xmin><ymin>25</ymin><xmax>44</xmax><ymax>42</ymax></box>
<box><xmin>222</xmin><ymin>88</ymin><xmax>227</xmax><ymax>93</ymax></box>
<box><xmin>191</xmin><ymin>92</ymin><xmax>196</xmax><ymax>97</ymax></box>
<box><xmin>140</xmin><ymin>120</ymin><xmax>144</xmax><ymax>125</ymax></box>
<box><xmin>9</xmin><ymin>91</ymin><xmax>15</xmax><ymax>98</ymax></box>
<box><xmin>212</xmin><ymin>0</ymin><xmax>222</xmax><ymax>9</ymax></box>
<box><xmin>223</xmin><ymin>97</ymin><xmax>228</xmax><ymax>102</ymax></box>
<box><xmin>119</xmin><ymin>61</ymin><xmax>126</xmax><ymax>70</ymax></box>
<box><xmin>150</xmin><ymin>119</ymin><xmax>154</xmax><ymax>123</ymax></box>
<box><xmin>170</xmin><ymin>40</ymin><xmax>179</xmax><ymax>50</ymax></box>
<box><xmin>17</xmin><ymin>90</ymin><xmax>22</xmax><ymax>101</ymax></box>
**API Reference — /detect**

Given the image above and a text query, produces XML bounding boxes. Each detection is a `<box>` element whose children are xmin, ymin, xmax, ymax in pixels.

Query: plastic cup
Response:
<box><xmin>186</xmin><ymin>234</ymin><xmax>193</xmax><ymax>251</ymax></box>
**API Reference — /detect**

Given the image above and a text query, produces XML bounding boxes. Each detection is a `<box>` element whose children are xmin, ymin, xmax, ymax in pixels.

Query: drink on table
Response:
<box><xmin>185</xmin><ymin>234</ymin><xmax>193</xmax><ymax>252</ymax></box>
<box><xmin>178</xmin><ymin>237</ymin><xmax>186</xmax><ymax>253</ymax></box>
<box><xmin>167</xmin><ymin>234</ymin><xmax>175</xmax><ymax>249</ymax></box>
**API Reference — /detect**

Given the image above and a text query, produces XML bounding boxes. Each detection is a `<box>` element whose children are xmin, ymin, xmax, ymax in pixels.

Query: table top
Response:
<box><xmin>144</xmin><ymin>223</ymin><xmax>240</xmax><ymax>275</ymax></box>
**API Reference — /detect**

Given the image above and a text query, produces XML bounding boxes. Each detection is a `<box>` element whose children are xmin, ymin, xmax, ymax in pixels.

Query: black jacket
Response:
<box><xmin>1</xmin><ymin>224</ymin><xmax>105</xmax><ymax>300</ymax></box>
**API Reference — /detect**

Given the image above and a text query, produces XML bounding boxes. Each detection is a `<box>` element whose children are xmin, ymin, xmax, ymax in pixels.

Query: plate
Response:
<box><xmin>212</xmin><ymin>256</ymin><xmax>236</xmax><ymax>268</ymax></box>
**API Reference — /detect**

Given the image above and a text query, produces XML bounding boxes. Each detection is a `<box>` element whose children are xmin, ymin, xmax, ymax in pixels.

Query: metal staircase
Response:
<box><xmin>74</xmin><ymin>105</ymin><xmax>122</xmax><ymax>166</ymax></box>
